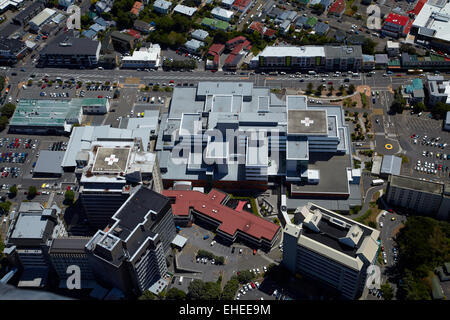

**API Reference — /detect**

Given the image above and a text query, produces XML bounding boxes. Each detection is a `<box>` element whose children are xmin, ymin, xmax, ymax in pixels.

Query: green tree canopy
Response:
<box><xmin>64</xmin><ymin>190</ymin><xmax>75</xmax><ymax>205</ymax></box>
<box><xmin>166</xmin><ymin>287</ymin><xmax>186</xmax><ymax>300</ymax></box>
<box><xmin>187</xmin><ymin>279</ymin><xmax>221</xmax><ymax>300</ymax></box>
<box><xmin>1</xmin><ymin>103</ymin><xmax>16</xmax><ymax>119</ymax></box>
<box><xmin>28</xmin><ymin>186</ymin><xmax>37</xmax><ymax>199</ymax></box>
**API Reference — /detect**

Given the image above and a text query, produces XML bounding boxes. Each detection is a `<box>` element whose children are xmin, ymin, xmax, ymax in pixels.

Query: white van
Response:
<box><xmin>179</xmin><ymin>276</ymin><xmax>183</xmax><ymax>284</ymax></box>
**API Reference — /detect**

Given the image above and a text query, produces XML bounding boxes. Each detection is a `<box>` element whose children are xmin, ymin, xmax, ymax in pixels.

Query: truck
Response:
<box><xmin>281</xmin><ymin>194</ymin><xmax>287</xmax><ymax>213</ymax></box>
<box><xmin>371</xmin><ymin>179</ymin><xmax>384</xmax><ymax>186</ymax></box>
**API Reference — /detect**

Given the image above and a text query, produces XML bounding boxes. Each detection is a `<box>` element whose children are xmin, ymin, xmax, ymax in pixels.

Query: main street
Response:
<box><xmin>2</xmin><ymin>63</ymin><xmax>445</xmax><ymax>91</ymax></box>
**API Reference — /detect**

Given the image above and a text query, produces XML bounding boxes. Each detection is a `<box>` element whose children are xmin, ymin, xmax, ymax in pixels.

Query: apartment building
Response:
<box><xmin>250</xmin><ymin>45</ymin><xmax>362</xmax><ymax>71</ymax></box>
<box><xmin>283</xmin><ymin>202</ymin><xmax>380</xmax><ymax>299</ymax></box>
<box><xmin>39</xmin><ymin>34</ymin><xmax>101</xmax><ymax>68</ymax></box>
<box><xmin>85</xmin><ymin>186</ymin><xmax>176</xmax><ymax>297</ymax></box>
<box><xmin>386</xmin><ymin>175</ymin><xmax>450</xmax><ymax>221</ymax></box>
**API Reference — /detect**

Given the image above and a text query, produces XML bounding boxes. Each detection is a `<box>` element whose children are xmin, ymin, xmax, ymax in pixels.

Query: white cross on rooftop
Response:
<box><xmin>301</xmin><ymin>117</ymin><xmax>314</xmax><ymax>127</ymax></box>
<box><xmin>105</xmin><ymin>154</ymin><xmax>119</xmax><ymax>165</ymax></box>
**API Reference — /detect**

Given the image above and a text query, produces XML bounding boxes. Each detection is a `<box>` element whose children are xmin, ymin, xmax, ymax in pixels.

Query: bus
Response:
<box><xmin>407</xmin><ymin>69</ymin><xmax>423</xmax><ymax>74</ymax></box>
<box><xmin>371</xmin><ymin>179</ymin><xmax>384</xmax><ymax>186</ymax></box>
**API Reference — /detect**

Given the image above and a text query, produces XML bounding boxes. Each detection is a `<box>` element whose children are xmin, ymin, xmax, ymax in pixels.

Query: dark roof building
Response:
<box><xmin>85</xmin><ymin>186</ymin><xmax>176</xmax><ymax>297</ymax></box>
<box><xmin>12</xmin><ymin>1</ymin><xmax>46</xmax><ymax>26</ymax></box>
<box><xmin>0</xmin><ymin>37</ymin><xmax>28</xmax><ymax>64</ymax></box>
<box><xmin>39</xmin><ymin>34</ymin><xmax>101</xmax><ymax>68</ymax></box>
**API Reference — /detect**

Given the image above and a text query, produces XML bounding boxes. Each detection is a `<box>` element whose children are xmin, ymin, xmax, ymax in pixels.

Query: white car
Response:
<box><xmin>256</xmin><ymin>268</ymin><xmax>260</xmax><ymax>273</ymax></box>
<box><xmin>210</xmin><ymin>240</ymin><xmax>216</xmax><ymax>246</ymax></box>
<box><xmin>384</xmin><ymin>259</ymin><xmax>387</xmax><ymax>264</ymax></box>
<box><xmin>263</xmin><ymin>266</ymin><xmax>267</xmax><ymax>272</ymax></box>
<box><xmin>379</xmin><ymin>222</ymin><xmax>383</xmax><ymax>228</ymax></box>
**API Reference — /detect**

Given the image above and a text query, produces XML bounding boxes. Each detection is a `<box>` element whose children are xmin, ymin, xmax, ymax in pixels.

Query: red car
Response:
<box><xmin>41</xmin><ymin>84</ymin><xmax>47</xmax><ymax>89</ymax></box>
<box><xmin>67</xmin><ymin>186</ymin><xmax>71</xmax><ymax>191</ymax></box>
<box><xmin>410</xmin><ymin>134</ymin><xmax>416</xmax><ymax>138</ymax></box>
<box><xmin>185</xmin><ymin>53</ymin><xmax>188</xmax><ymax>57</ymax></box>
<box><xmin>98</xmin><ymin>95</ymin><xmax>103</xmax><ymax>98</ymax></box>
<box><xmin>388</xmin><ymin>209</ymin><xmax>393</xmax><ymax>213</ymax></box>
<box><xmin>251</xmin><ymin>282</ymin><xmax>256</xmax><ymax>289</ymax></box>
<box><xmin>328</xmin><ymin>81</ymin><xmax>333</xmax><ymax>85</ymax></box>
<box><xmin>253</xmin><ymin>249</ymin><xmax>256</xmax><ymax>255</ymax></box>
<box><xmin>169</xmin><ymin>80</ymin><xmax>174</xmax><ymax>83</ymax></box>
<box><xmin>381</xmin><ymin>246</ymin><xmax>384</xmax><ymax>251</ymax></box>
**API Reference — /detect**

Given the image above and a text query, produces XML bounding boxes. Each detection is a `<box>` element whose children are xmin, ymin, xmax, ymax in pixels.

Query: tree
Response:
<box><xmin>328</xmin><ymin>85</ymin><xmax>334</xmax><ymax>96</ymax></box>
<box><xmin>64</xmin><ymin>190</ymin><xmax>75</xmax><ymax>205</ymax></box>
<box><xmin>8</xmin><ymin>185</ymin><xmax>17</xmax><ymax>198</ymax></box>
<box><xmin>306</xmin><ymin>82</ymin><xmax>314</xmax><ymax>94</ymax></box>
<box><xmin>28</xmin><ymin>186</ymin><xmax>37</xmax><ymax>199</ymax></box>
<box><xmin>433</xmin><ymin>102</ymin><xmax>450</xmax><ymax>118</ymax></box>
<box><xmin>237</xmin><ymin>270</ymin><xmax>254</xmax><ymax>283</ymax></box>
<box><xmin>213</xmin><ymin>30</ymin><xmax>228</xmax><ymax>44</ymax></box>
<box><xmin>348</xmin><ymin>84</ymin><xmax>356</xmax><ymax>94</ymax></box>
<box><xmin>139</xmin><ymin>290</ymin><xmax>156</xmax><ymax>300</ymax></box>
<box><xmin>187</xmin><ymin>279</ymin><xmax>221</xmax><ymax>300</ymax></box>
<box><xmin>413</xmin><ymin>102</ymin><xmax>426</xmax><ymax>114</ymax></box>
<box><xmin>0</xmin><ymin>116</ymin><xmax>9</xmax><ymax>132</ymax></box>
<box><xmin>0</xmin><ymin>201</ymin><xmax>11</xmax><ymax>215</ymax></box>
<box><xmin>80</xmin><ymin>14</ymin><xmax>93</xmax><ymax>30</ymax></box>
<box><xmin>1</xmin><ymin>103</ymin><xmax>16</xmax><ymax>119</ymax></box>
<box><xmin>362</xmin><ymin>38</ymin><xmax>377</xmax><ymax>55</ymax></box>
<box><xmin>166</xmin><ymin>288</ymin><xmax>186</xmax><ymax>300</ymax></box>
<box><xmin>311</xmin><ymin>3</ymin><xmax>324</xmax><ymax>13</ymax></box>
<box><xmin>338</xmin><ymin>85</ymin><xmax>345</xmax><ymax>95</ymax></box>
<box><xmin>316</xmin><ymin>84</ymin><xmax>324</xmax><ymax>96</ymax></box>
<box><xmin>221</xmin><ymin>277</ymin><xmax>239</xmax><ymax>300</ymax></box>
<box><xmin>380</xmin><ymin>283</ymin><xmax>394</xmax><ymax>300</ymax></box>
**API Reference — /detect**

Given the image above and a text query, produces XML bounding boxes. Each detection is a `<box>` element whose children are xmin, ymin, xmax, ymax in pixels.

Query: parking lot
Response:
<box><xmin>396</xmin><ymin>112</ymin><xmax>450</xmax><ymax>182</ymax></box>
<box><xmin>176</xmin><ymin>224</ymin><xmax>272</xmax><ymax>284</ymax></box>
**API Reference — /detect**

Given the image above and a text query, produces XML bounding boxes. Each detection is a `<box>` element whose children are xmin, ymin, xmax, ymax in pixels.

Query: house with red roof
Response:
<box><xmin>126</xmin><ymin>29</ymin><xmax>142</xmax><ymax>40</ymax></box>
<box><xmin>223</xmin><ymin>37</ymin><xmax>252</xmax><ymax>70</ymax></box>
<box><xmin>248</xmin><ymin>21</ymin><xmax>277</xmax><ymax>39</ymax></box>
<box><xmin>381</xmin><ymin>13</ymin><xmax>410</xmax><ymax>38</ymax></box>
<box><xmin>232</xmin><ymin>0</ymin><xmax>253</xmax><ymax>13</ymax></box>
<box><xmin>328</xmin><ymin>0</ymin><xmax>345</xmax><ymax>17</ymax></box>
<box><xmin>206</xmin><ymin>43</ymin><xmax>225</xmax><ymax>70</ymax></box>
<box><xmin>130</xmin><ymin>1</ymin><xmax>144</xmax><ymax>16</ymax></box>
<box><xmin>162</xmin><ymin>189</ymin><xmax>281</xmax><ymax>250</ymax></box>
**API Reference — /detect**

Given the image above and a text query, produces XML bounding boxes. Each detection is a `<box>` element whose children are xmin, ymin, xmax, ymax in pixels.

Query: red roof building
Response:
<box><xmin>163</xmin><ymin>189</ymin><xmax>281</xmax><ymax>249</ymax></box>
<box><xmin>232</xmin><ymin>0</ymin><xmax>253</xmax><ymax>13</ymax></box>
<box><xmin>207</xmin><ymin>43</ymin><xmax>225</xmax><ymax>69</ymax></box>
<box><xmin>328</xmin><ymin>0</ymin><xmax>345</xmax><ymax>17</ymax></box>
<box><xmin>208</xmin><ymin>43</ymin><xmax>225</xmax><ymax>56</ymax></box>
<box><xmin>408</xmin><ymin>0</ymin><xmax>427</xmax><ymax>17</ymax></box>
<box><xmin>382</xmin><ymin>13</ymin><xmax>410</xmax><ymax>38</ymax></box>
<box><xmin>126</xmin><ymin>29</ymin><xmax>141</xmax><ymax>39</ymax></box>
<box><xmin>248</xmin><ymin>21</ymin><xmax>277</xmax><ymax>38</ymax></box>
<box><xmin>226</xmin><ymin>36</ymin><xmax>246</xmax><ymax>48</ymax></box>
<box><xmin>224</xmin><ymin>38</ymin><xmax>251</xmax><ymax>70</ymax></box>
<box><xmin>130</xmin><ymin>1</ymin><xmax>143</xmax><ymax>15</ymax></box>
